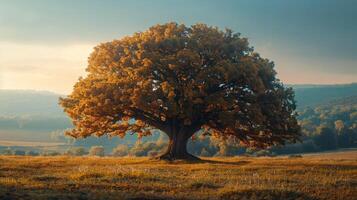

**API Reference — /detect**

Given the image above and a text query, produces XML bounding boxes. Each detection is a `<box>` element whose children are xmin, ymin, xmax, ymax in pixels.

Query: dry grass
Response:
<box><xmin>0</xmin><ymin>151</ymin><xmax>356</xmax><ymax>200</ymax></box>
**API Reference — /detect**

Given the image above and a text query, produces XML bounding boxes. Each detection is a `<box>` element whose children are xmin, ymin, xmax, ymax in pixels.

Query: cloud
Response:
<box><xmin>0</xmin><ymin>41</ymin><xmax>94</xmax><ymax>94</ymax></box>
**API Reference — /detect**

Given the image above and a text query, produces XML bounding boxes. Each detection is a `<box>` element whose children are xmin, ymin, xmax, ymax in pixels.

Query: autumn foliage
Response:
<box><xmin>59</xmin><ymin>23</ymin><xmax>300</xmax><ymax>160</ymax></box>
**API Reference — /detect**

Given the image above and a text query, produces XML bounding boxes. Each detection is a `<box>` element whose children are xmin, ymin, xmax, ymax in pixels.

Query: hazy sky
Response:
<box><xmin>0</xmin><ymin>0</ymin><xmax>356</xmax><ymax>94</ymax></box>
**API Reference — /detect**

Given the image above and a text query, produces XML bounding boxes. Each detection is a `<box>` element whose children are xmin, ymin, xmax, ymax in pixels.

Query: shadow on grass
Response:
<box><xmin>220</xmin><ymin>189</ymin><xmax>318</xmax><ymax>200</ymax></box>
<box><xmin>156</xmin><ymin>158</ymin><xmax>251</xmax><ymax>166</ymax></box>
<box><xmin>200</xmin><ymin>159</ymin><xmax>251</xmax><ymax>166</ymax></box>
<box><xmin>0</xmin><ymin>184</ymin><xmax>318</xmax><ymax>200</ymax></box>
<box><xmin>0</xmin><ymin>184</ymin><xmax>175</xmax><ymax>200</ymax></box>
<box><xmin>0</xmin><ymin>185</ymin><xmax>87</xmax><ymax>200</ymax></box>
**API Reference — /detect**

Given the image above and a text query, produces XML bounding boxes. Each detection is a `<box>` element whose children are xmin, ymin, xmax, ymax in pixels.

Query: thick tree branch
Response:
<box><xmin>129</xmin><ymin>107</ymin><xmax>170</xmax><ymax>133</ymax></box>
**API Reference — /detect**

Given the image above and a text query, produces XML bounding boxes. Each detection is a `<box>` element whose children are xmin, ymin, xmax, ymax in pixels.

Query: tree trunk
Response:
<box><xmin>157</xmin><ymin>128</ymin><xmax>199</xmax><ymax>161</ymax></box>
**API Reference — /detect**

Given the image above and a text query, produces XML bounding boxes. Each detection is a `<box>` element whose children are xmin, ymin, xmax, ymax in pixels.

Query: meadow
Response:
<box><xmin>0</xmin><ymin>151</ymin><xmax>356</xmax><ymax>200</ymax></box>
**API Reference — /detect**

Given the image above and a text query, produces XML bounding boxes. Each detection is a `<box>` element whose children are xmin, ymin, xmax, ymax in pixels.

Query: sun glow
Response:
<box><xmin>0</xmin><ymin>42</ymin><xmax>94</xmax><ymax>94</ymax></box>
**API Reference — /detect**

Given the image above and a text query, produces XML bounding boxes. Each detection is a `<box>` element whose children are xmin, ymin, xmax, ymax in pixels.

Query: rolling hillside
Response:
<box><xmin>0</xmin><ymin>90</ymin><xmax>64</xmax><ymax>116</ymax></box>
<box><xmin>290</xmin><ymin>83</ymin><xmax>357</xmax><ymax>107</ymax></box>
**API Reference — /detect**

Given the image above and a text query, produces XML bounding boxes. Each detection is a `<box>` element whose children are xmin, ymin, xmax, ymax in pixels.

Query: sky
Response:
<box><xmin>0</xmin><ymin>0</ymin><xmax>356</xmax><ymax>94</ymax></box>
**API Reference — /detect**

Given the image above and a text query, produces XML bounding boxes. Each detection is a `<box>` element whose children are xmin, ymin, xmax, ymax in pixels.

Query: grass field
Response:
<box><xmin>0</xmin><ymin>152</ymin><xmax>356</xmax><ymax>200</ymax></box>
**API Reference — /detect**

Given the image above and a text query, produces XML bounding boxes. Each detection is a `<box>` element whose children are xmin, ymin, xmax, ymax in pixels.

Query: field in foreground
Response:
<box><xmin>0</xmin><ymin>152</ymin><xmax>356</xmax><ymax>200</ymax></box>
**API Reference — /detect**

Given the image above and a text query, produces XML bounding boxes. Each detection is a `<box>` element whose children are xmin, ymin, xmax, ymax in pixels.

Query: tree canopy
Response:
<box><xmin>59</xmin><ymin>23</ymin><xmax>300</xmax><ymax>160</ymax></box>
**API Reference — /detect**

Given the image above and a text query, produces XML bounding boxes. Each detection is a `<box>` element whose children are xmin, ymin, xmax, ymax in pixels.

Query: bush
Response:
<box><xmin>300</xmin><ymin>140</ymin><xmax>318</xmax><ymax>152</ymax></box>
<box><xmin>65</xmin><ymin>147</ymin><xmax>87</xmax><ymax>156</ymax></box>
<box><xmin>2</xmin><ymin>147</ymin><xmax>14</xmax><ymax>155</ymax></box>
<box><xmin>271</xmin><ymin>140</ymin><xmax>318</xmax><ymax>155</ymax></box>
<box><xmin>255</xmin><ymin>150</ymin><xmax>271</xmax><ymax>157</ymax></box>
<box><xmin>112</xmin><ymin>144</ymin><xmax>129</xmax><ymax>157</ymax></box>
<box><xmin>314</xmin><ymin>126</ymin><xmax>337</xmax><ymax>150</ymax></box>
<box><xmin>1</xmin><ymin>149</ymin><xmax>28</xmax><ymax>156</ymax></box>
<box><xmin>189</xmin><ymin>134</ymin><xmax>246</xmax><ymax>157</ymax></box>
<box><xmin>148</xmin><ymin>150</ymin><xmax>159</xmax><ymax>157</ymax></box>
<box><xmin>129</xmin><ymin>141</ymin><xmax>165</xmax><ymax>157</ymax></box>
<box><xmin>130</xmin><ymin>142</ymin><xmax>153</xmax><ymax>156</ymax></box>
<box><xmin>41</xmin><ymin>151</ymin><xmax>61</xmax><ymax>156</ymax></box>
<box><xmin>25</xmin><ymin>150</ymin><xmax>39</xmax><ymax>156</ymax></box>
<box><xmin>89</xmin><ymin>146</ymin><xmax>105</xmax><ymax>157</ymax></box>
<box><xmin>200</xmin><ymin>148</ymin><xmax>211</xmax><ymax>157</ymax></box>
<box><xmin>13</xmin><ymin>150</ymin><xmax>26</xmax><ymax>156</ymax></box>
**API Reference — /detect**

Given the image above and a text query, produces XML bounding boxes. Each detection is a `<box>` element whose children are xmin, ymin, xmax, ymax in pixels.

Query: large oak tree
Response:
<box><xmin>60</xmin><ymin>23</ymin><xmax>300</xmax><ymax>160</ymax></box>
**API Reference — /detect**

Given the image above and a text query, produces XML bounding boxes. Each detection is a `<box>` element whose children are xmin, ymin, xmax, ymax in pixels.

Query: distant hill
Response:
<box><xmin>0</xmin><ymin>90</ymin><xmax>70</xmax><ymax>141</ymax></box>
<box><xmin>0</xmin><ymin>83</ymin><xmax>356</xmax><ymax>142</ymax></box>
<box><xmin>2</xmin><ymin>83</ymin><xmax>356</xmax><ymax>117</ymax></box>
<box><xmin>0</xmin><ymin>90</ymin><xmax>64</xmax><ymax>116</ymax></box>
<box><xmin>290</xmin><ymin>83</ymin><xmax>357</xmax><ymax>108</ymax></box>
